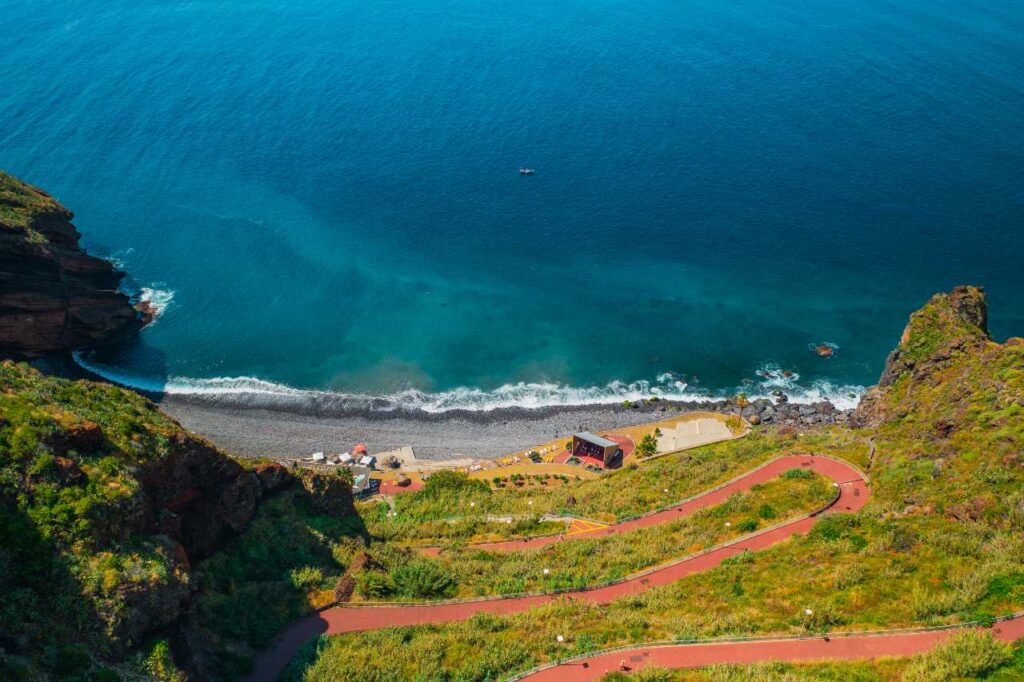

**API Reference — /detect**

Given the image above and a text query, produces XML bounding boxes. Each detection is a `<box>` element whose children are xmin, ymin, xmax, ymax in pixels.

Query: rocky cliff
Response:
<box><xmin>0</xmin><ymin>171</ymin><xmax>151</xmax><ymax>357</ymax></box>
<box><xmin>852</xmin><ymin>285</ymin><xmax>993</xmax><ymax>428</ymax></box>
<box><xmin>0</xmin><ymin>361</ymin><xmax>356</xmax><ymax>677</ymax></box>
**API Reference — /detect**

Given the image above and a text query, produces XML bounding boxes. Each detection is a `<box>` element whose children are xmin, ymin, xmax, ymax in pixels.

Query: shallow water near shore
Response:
<box><xmin>3</xmin><ymin>0</ymin><xmax>1023</xmax><ymax>412</ymax></box>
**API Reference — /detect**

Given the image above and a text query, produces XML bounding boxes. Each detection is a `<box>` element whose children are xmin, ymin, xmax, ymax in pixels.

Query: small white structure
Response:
<box><xmin>311</xmin><ymin>452</ymin><xmax>325</xmax><ymax>462</ymax></box>
<box><xmin>359</xmin><ymin>454</ymin><xmax>376</xmax><ymax>468</ymax></box>
<box><xmin>338</xmin><ymin>453</ymin><xmax>354</xmax><ymax>465</ymax></box>
<box><xmin>655</xmin><ymin>417</ymin><xmax>734</xmax><ymax>454</ymax></box>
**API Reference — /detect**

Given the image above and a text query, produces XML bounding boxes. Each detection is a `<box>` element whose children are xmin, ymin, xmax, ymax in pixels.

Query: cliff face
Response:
<box><xmin>0</xmin><ymin>361</ymin><xmax>355</xmax><ymax>673</ymax></box>
<box><xmin>0</xmin><ymin>171</ymin><xmax>151</xmax><ymax>357</ymax></box>
<box><xmin>852</xmin><ymin>285</ymin><xmax>992</xmax><ymax>428</ymax></box>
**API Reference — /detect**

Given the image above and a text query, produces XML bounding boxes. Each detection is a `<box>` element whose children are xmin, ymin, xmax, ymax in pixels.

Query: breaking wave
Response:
<box><xmin>71</xmin><ymin>354</ymin><xmax>864</xmax><ymax>414</ymax></box>
<box><xmin>138</xmin><ymin>286</ymin><xmax>175</xmax><ymax>320</ymax></box>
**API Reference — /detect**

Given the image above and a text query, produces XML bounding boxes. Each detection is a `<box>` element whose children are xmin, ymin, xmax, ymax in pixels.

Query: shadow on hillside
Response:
<box><xmin>179</xmin><ymin>484</ymin><xmax>368</xmax><ymax>681</ymax></box>
<box><xmin>0</xmin><ymin>497</ymin><xmax>115</xmax><ymax>678</ymax></box>
<box><xmin>47</xmin><ymin>336</ymin><xmax>172</xmax><ymax>405</ymax></box>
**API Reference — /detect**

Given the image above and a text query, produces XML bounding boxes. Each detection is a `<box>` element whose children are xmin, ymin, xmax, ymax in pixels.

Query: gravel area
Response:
<box><xmin>160</xmin><ymin>396</ymin><xmax>714</xmax><ymax>460</ymax></box>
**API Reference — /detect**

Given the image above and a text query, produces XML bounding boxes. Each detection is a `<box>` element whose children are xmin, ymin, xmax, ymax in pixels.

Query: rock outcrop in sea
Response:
<box><xmin>0</xmin><ymin>170</ymin><xmax>151</xmax><ymax>357</ymax></box>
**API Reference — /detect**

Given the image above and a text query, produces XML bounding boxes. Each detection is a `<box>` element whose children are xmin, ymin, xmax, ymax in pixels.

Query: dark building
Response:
<box><xmin>571</xmin><ymin>432</ymin><xmax>621</xmax><ymax>468</ymax></box>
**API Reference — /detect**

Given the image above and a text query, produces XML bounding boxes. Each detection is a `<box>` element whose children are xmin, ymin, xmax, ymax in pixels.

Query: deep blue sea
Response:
<box><xmin>3</xmin><ymin>0</ymin><xmax>1023</xmax><ymax>411</ymax></box>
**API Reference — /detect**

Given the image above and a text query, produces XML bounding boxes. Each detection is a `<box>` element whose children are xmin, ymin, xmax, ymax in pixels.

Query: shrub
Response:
<box><xmin>637</xmin><ymin>434</ymin><xmax>658</xmax><ymax>458</ymax></box>
<box><xmin>736</xmin><ymin>519</ymin><xmax>758</xmax><ymax>533</ymax></box>
<box><xmin>781</xmin><ymin>468</ymin><xmax>813</xmax><ymax>479</ymax></box>
<box><xmin>810</xmin><ymin>514</ymin><xmax>862</xmax><ymax>543</ymax></box>
<box><xmin>356</xmin><ymin>571</ymin><xmax>394</xmax><ymax>598</ymax></box>
<box><xmin>834</xmin><ymin>564</ymin><xmax>867</xmax><ymax>590</ymax></box>
<box><xmin>390</xmin><ymin>560</ymin><xmax>457</xmax><ymax>599</ymax></box>
<box><xmin>900</xmin><ymin>631</ymin><xmax>1010</xmax><ymax>681</ymax></box>
<box><xmin>288</xmin><ymin>565</ymin><xmax>326</xmax><ymax>591</ymax></box>
<box><xmin>137</xmin><ymin>640</ymin><xmax>186</xmax><ymax>682</ymax></box>
<box><xmin>757</xmin><ymin>504</ymin><xmax>776</xmax><ymax>520</ymax></box>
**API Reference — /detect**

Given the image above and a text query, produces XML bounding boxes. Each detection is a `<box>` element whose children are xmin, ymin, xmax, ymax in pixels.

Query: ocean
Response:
<box><xmin>3</xmin><ymin>0</ymin><xmax>1022</xmax><ymax>412</ymax></box>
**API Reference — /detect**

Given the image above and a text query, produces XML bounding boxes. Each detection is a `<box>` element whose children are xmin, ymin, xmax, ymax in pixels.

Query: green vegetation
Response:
<box><xmin>637</xmin><ymin>432</ymin><xmax>659</xmax><ymax>457</ymax></box>
<box><xmin>360</xmin><ymin>430</ymin><xmax>868</xmax><ymax>545</ymax></box>
<box><xmin>0</xmin><ymin>361</ymin><xmax>192</xmax><ymax>680</ymax></box>
<box><xmin>284</xmin><ymin>290</ymin><xmax>1024</xmax><ymax>681</ymax></box>
<box><xmin>369</xmin><ymin>475</ymin><xmax>831</xmax><ymax>600</ymax></box>
<box><xmin>7</xmin><ymin>288</ymin><xmax>1024</xmax><ymax>681</ymax></box>
<box><xmin>0</xmin><ymin>361</ymin><xmax>364</xmax><ymax>680</ymax></box>
<box><xmin>0</xmin><ymin>170</ymin><xmax>61</xmax><ymax>240</ymax></box>
<box><xmin>597</xmin><ymin>636</ymin><xmax>1024</xmax><ymax>680</ymax></box>
<box><xmin>188</xmin><ymin>489</ymin><xmax>365</xmax><ymax>679</ymax></box>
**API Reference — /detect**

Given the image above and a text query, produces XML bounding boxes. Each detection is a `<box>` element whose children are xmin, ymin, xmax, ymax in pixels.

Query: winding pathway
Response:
<box><xmin>517</xmin><ymin>615</ymin><xmax>1024</xmax><ymax>680</ymax></box>
<box><xmin>250</xmin><ymin>454</ymin><xmax>870</xmax><ymax>680</ymax></box>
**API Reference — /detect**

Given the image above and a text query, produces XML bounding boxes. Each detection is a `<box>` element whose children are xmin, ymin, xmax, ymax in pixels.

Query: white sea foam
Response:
<box><xmin>72</xmin><ymin>353</ymin><xmax>865</xmax><ymax>413</ymax></box>
<box><xmin>138</xmin><ymin>286</ymin><xmax>175</xmax><ymax>320</ymax></box>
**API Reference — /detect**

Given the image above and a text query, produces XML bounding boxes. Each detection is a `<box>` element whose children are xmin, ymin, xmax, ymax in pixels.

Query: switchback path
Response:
<box><xmin>517</xmin><ymin>615</ymin><xmax>1024</xmax><ymax>680</ymax></box>
<box><xmin>419</xmin><ymin>453</ymin><xmax>863</xmax><ymax>556</ymax></box>
<box><xmin>249</xmin><ymin>454</ymin><xmax>867</xmax><ymax>681</ymax></box>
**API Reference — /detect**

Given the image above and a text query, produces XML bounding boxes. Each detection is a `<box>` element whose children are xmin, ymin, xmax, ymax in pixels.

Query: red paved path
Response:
<box><xmin>424</xmin><ymin>454</ymin><xmax>860</xmax><ymax>555</ymax></box>
<box><xmin>249</xmin><ymin>455</ymin><xmax>872</xmax><ymax>680</ymax></box>
<box><xmin>521</xmin><ymin>616</ymin><xmax>1024</xmax><ymax>680</ymax></box>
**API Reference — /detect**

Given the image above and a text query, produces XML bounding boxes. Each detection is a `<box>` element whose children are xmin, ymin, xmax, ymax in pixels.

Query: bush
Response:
<box><xmin>900</xmin><ymin>631</ymin><xmax>1010</xmax><ymax>681</ymax></box>
<box><xmin>636</xmin><ymin>434</ymin><xmax>658</xmax><ymax>458</ymax></box>
<box><xmin>356</xmin><ymin>571</ymin><xmax>395</xmax><ymax>598</ymax></box>
<box><xmin>781</xmin><ymin>468</ymin><xmax>813</xmax><ymax>479</ymax></box>
<box><xmin>390</xmin><ymin>560</ymin><xmax>457</xmax><ymax>599</ymax></box>
<box><xmin>810</xmin><ymin>514</ymin><xmax>862</xmax><ymax>543</ymax></box>
<box><xmin>288</xmin><ymin>565</ymin><xmax>326</xmax><ymax>591</ymax></box>
<box><xmin>757</xmin><ymin>504</ymin><xmax>776</xmax><ymax>520</ymax></box>
<box><xmin>736</xmin><ymin>519</ymin><xmax>758</xmax><ymax>533</ymax></box>
<box><xmin>834</xmin><ymin>564</ymin><xmax>867</xmax><ymax>590</ymax></box>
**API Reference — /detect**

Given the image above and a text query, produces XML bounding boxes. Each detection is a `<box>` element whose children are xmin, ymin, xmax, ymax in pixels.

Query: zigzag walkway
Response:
<box><xmin>249</xmin><ymin>454</ymin><xmax>868</xmax><ymax>681</ymax></box>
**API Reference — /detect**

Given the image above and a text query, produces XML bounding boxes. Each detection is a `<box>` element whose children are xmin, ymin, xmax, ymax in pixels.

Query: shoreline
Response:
<box><xmin>159</xmin><ymin>392</ymin><xmax>849</xmax><ymax>460</ymax></box>
<box><xmin>158</xmin><ymin>395</ymin><xmax>712</xmax><ymax>459</ymax></box>
<box><xmin>36</xmin><ymin>354</ymin><xmax>853</xmax><ymax>460</ymax></box>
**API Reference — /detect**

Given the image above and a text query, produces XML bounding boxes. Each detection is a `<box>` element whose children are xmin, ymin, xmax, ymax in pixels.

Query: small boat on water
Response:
<box><xmin>519</xmin><ymin>166</ymin><xmax>535</xmax><ymax>175</ymax></box>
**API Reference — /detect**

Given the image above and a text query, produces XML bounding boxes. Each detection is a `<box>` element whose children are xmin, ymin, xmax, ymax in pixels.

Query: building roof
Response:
<box><xmin>574</xmin><ymin>431</ymin><xmax>618</xmax><ymax>448</ymax></box>
<box><xmin>350</xmin><ymin>466</ymin><xmax>375</xmax><ymax>493</ymax></box>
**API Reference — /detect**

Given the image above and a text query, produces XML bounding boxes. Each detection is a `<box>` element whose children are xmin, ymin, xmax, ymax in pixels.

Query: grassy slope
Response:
<box><xmin>285</xmin><ymin>291</ymin><xmax>1024</xmax><ymax>681</ymax></box>
<box><xmin>361</xmin><ymin>428</ymin><xmax>868</xmax><ymax>544</ymax></box>
<box><xmin>188</xmin><ymin>489</ymin><xmax>366</xmax><ymax>680</ymax></box>
<box><xmin>5</xmin><ymin>287</ymin><xmax>1021</xmax><ymax>681</ymax></box>
<box><xmin>599</xmin><ymin>633</ymin><xmax>1024</xmax><ymax>681</ymax></box>
<box><xmin>0</xmin><ymin>170</ymin><xmax>63</xmax><ymax>240</ymax></box>
<box><xmin>426</xmin><ymin>474</ymin><xmax>833</xmax><ymax>598</ymax></box>
<box><xmin>0</xmin><ymin>361</ymin><xmax>193</xmax><ymax>680</ymax></box>
<box><xmin>0</xmin><ymin>362</ymin><xmax>364</xmax><ymax>681</ymax></box>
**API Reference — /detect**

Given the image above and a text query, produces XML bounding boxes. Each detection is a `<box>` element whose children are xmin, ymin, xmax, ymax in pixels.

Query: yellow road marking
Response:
<box><xmin>566</xmin><ymin>519</ymin><xmax>610</xmax><ymax>536</ymax></box>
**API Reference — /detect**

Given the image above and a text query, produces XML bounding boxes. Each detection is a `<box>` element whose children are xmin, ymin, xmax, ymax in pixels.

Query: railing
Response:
<box><xmin>504</xmin><ymin>609</ymin><xmax>1024</xmax><ymax>680</ymax></box>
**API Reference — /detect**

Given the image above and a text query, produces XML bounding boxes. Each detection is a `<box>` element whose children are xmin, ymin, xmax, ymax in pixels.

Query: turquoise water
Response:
<box><xmin>3</xmin><ymin>0</ymin><xmax>1023</xmax><ymax>410</ymax></box>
